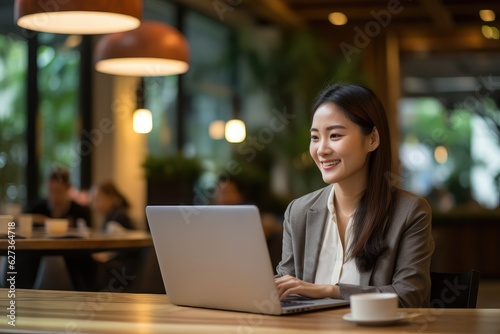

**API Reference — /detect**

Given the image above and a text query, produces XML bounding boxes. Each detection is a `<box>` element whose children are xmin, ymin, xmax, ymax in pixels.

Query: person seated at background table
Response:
<box><xmin>90</xmin><ymin>181</ymin><xmax>142</xmax><ymax>291</ymax></box>
<box><xmin>92</xmin><ymin>181</ymin><xmax>134</xmax><ymax>233</ymax></box>
<box><xmin>274</xmin><ymin>83</ymin><xmax>435</xmax><ymax>307</ymax></box>
<box><xmin>214</xmin><ymin>175</ymin><xmax>281</xmax><ymax>240</ymax></box>
<box><xmin>4</xmin><ymin>167</ymin><xmax>91</xmax><ymax>289</ymax></box>
<box><xmin>29</xmin><ymin>167</ymin><xmax>91</xmax><ymax>227</ymax></box>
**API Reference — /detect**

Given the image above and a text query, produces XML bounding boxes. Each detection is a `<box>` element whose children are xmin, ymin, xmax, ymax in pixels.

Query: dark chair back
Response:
<box><xmin>430</xmin><ymin>270</ymin><xmax>480</xmax><ymax>308</ymax></box>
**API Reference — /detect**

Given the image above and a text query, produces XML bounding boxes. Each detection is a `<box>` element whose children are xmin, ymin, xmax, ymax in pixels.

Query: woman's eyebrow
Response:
<box><xmin>310</xmin><ymin>125</ymin><xmax>346</xmax><ymax>132</ymax></box>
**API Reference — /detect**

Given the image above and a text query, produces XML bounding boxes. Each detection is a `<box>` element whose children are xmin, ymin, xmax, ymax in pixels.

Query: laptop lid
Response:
<box><xmin>146</xmin><ymin>205</ymin><xmax>349</xmax><ymax>315</ymax></box>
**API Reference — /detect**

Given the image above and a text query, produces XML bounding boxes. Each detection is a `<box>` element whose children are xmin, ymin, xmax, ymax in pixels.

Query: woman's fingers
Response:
<box><xmin>275</xmin><ymin>275</ymin><xmax>307</xmax><ymax>300</ymax></box>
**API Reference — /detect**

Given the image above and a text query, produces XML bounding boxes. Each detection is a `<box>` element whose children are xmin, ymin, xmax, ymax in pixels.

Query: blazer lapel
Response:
<box><xmin>303</xmin><ymin>186</ymin><xmax>331</xmax><ymax>282</ymax></box>
<box><xmin>359</xmin><ymin>267</ymin><xmax>374</xmax><ymax>285</ymax></box>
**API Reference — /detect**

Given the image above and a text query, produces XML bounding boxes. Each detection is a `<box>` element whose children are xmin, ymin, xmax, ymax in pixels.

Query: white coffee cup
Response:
<box><xmin>18</xmin><ymin>214</ymin><xmax>34</xmax><ymax>236</ymax></box>
<box><xmin>0</xmin><ymin>215</ymin><xmax>14</xmax><ymax>235</ymax></box>
<box><xmin>45</xmin><ymin>218</ymin><xmax>69</xmax><ymax>236</ymax></box>
<box><xmin>350</xmin><ymin>293</ymin><xmax>398</xmax><ymax>321</ymax></box>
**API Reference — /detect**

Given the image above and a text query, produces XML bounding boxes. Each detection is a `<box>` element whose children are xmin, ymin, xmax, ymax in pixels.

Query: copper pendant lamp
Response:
<box><xmin>94</xmin><ymin>20</ymin><xmax>189</xmax><ymax>77</ymax></box>
<box><xmin>14</xmin><ymin>0</ymin><xmax>142</xmax><ymax>34</ymax></box>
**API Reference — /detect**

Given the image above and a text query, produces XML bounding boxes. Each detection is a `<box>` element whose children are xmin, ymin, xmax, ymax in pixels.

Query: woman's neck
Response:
<box><xmin>334</xmin><ymin>175</ymin><xmax>367</xmax><ymax>217</ymax></box>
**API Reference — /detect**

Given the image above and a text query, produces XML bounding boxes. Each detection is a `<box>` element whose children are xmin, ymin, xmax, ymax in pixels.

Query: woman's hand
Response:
<box><xmin>275</xmin><ymin>275</ymin><xmax>341</xmax><ymax>300</ymax></box>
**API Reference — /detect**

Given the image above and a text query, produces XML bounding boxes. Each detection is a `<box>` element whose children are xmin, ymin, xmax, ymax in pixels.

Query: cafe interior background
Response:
<box><xmin>0</xmin><ymin>0</ymin><xmax>499</xmax><ymax>306</ymax></box>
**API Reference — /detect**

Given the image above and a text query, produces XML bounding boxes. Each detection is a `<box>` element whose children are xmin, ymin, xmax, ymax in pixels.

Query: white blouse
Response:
<box><xmin>314</xmin><ymin>185</ymin><xmax>361</xmax><ymax>285</ymax></box>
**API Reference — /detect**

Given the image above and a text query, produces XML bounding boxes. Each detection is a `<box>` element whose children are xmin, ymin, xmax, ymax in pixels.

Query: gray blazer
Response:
<box><xmin>275</xmin><ymin>185</ymin><xmax>434</xmax><ymax>307</ymax></box>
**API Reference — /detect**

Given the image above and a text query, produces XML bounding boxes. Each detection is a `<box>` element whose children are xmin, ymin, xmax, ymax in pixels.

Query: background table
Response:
<box><xmin>0</xmin><ymin>230</ymin><xmax>158</xmax><ymax>292</ymax></box>
<box><xmin>0</xmin><ymin>229</ymin><xmax>153</xmax><ymax>255</ymax></box>
<box><xmin>0</xmin><ymin>289</ymin><xmax>499</xmax><ymax>333</ymax></box>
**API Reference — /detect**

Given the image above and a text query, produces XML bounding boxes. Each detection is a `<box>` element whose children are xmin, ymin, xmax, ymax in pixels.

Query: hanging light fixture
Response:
<box><xmin>133</xmin><ymin>79</ymin><xmax>152</xmax><ymax>134</ymax></box>
<box><xmin>14</xmin><ymin>0</ymin><xmax>142</xmax><ymax>35</ymax></box>
<box><xmin>225</xmin><ymin>119</ymin><xmax>246</xmax><ymax>143</ymax></box>
<box><xmin>133</xmin><ymin>108</ymin><xmax>153</xmax><ymax>134</ymax></box>
<box><xmin>209</xmin><ymin>120</ymin><xmax>226</xmax><ymax>140</ymax></box>
<box><xmin>94</xmin><ymin>20</ymin><xmax>189</xmax><ymax>77</ymax></box>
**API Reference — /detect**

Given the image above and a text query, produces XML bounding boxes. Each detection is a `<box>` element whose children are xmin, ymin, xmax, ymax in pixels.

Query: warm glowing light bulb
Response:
<box><xmin>225</xmin><ymin>120</ymin><xmax>246</xmax><ymax>143</ymax></box>
<box><xmin>482</xmin><ymin>25</ymin><xmax>493</xmax><ymax>38</ymax></box>
<box><xmin>491</xmin><ymin>27</ymin><xmax>500</xmax><ymax>39</ymax></box>
<box><xmin>328</xmin><ymin>12</ymin><xmax>348</xmax><ymax>25</ymax></box>
<box><xmin>479</xmin><ymin>9</ymin><xmax>495</xmax><ymax>22</ymax></box>
<box><xmin>133</xmin><ymin>109</ymin><xmax>153</xmax><ymax>134</ymax></box>
<box><xmin>209</xmin><ymin>120</ymin><xmax>225</xmax><ymax>140</ymax></box>
<box><xmin>434</xmin><ymin>145</ymin><xmax>448</xmax><ymax>164</ymax></box>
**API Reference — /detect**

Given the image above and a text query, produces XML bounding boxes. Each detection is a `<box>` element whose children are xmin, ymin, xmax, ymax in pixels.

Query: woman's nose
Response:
<box><xmin>317</xmin><ymin>140</ymin><xmax>332</xmax><ymax>156</ymax></box>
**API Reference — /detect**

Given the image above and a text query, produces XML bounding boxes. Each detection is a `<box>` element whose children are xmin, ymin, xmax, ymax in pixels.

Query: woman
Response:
<box><xmin>91</xmin><ymin>182</ymin><xmax>141</xmax><ymax>290</ymax></box>
<box><xmin>93</xmin><ymin>181</ymin><xmax>133</xmax><ymax>232</ymax></box>
<box><xmin>275</xmin><ymin>84</ymin><xmax>434</xmax><ymax>307</ymax></box>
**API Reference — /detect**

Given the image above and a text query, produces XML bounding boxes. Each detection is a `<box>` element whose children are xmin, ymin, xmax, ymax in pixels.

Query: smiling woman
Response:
<box><xmin>275</xmin><ymin>83</ymin><xmax>435</xmax><ymax>308</ymax></box>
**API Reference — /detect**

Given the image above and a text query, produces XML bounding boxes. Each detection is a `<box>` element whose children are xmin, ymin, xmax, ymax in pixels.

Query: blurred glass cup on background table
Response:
<box><xmin>18</xmin><ymin>214</ymin><xmax>33</xmax><ymax>237</ymax></box>
<box><xmin>0</xmin><ymin>215</ymin><xmax>14</xmax><ymax>235</ymax></box>
<box><xmin>45</xmin><ymin>219</ymin><xmax>69</xmax><ymax>236</ymax></box>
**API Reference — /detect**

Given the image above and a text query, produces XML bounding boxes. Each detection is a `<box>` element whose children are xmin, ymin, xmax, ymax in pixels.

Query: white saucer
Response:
<box><xmin>343</xmin><ymin>312</ymin><xmax>410</xmax><ymax>326</ymax></box>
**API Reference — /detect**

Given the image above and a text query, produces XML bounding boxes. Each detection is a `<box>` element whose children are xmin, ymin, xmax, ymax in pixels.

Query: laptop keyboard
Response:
<box><xmin>281</xmin><ymin>299</ymin><xmax>315</xmax><ymax>307</ymax></box>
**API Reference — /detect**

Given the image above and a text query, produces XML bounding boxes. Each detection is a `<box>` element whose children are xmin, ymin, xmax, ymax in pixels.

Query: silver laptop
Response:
<box><xmin>146</xmin><ymin>205</ymin><xmax>349</xmax><ymax>315</ymax></box>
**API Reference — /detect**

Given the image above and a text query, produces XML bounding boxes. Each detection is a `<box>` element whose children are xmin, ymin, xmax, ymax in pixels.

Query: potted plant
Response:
<box><xmin>143</xmin><ymin>154</ymin><xmax>203</xmax><ymax>205</ymax></box>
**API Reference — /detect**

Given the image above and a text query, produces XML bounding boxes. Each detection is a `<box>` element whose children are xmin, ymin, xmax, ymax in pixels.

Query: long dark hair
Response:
<box><xmin>98</xmin><ymin>181</ymin><xmax>130</xmax><ymax>209</ymax></box>
<box><xmin>312</xmin><ymin>83</ymin><xmax>394</xmax><ymax>272</ymax></box>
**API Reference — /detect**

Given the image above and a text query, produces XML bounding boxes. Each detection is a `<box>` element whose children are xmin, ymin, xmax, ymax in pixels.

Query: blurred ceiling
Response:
<box><xmin>194</xmin><ymin>0</ymin><xmax>500</xmax><ymax>101</ymax></box>
<box><xmin>246</xmin><ymin>0</ymin><xmax>500</xmax><ymax>30</ymax></box>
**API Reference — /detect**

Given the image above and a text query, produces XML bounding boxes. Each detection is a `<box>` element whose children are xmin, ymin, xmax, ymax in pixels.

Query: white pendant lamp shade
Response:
<box><xmin>14</xmin><ymin>0</ymin><xmax>142</xmax><ymax>35</ymax></box>
<box><xmin>94</xmin><ymin>21</ymin><xmax>190</xmax><ymax>77</ymax></box>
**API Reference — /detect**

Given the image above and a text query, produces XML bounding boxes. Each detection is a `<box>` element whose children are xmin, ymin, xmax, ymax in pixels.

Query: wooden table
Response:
<box><xmin>0</xmin><ymin>230</ymin><xmax>153</xmax><ymax>255</ymax></box>
<box><xmin>0</xmin><ymin>289</ymin><xmax>499</xmax><ymax>333</ymax></box>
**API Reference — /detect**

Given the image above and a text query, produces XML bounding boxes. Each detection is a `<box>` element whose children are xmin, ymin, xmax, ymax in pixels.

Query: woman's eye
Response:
<box><xmin>311</xmin><ymin>135</ymin><xmax>319</xmax><ymax>141</ymax></box>
<box><xmin>330</xmin><ymin>133</ymin><xmax>342</xmax><ymax>139</ymax></box>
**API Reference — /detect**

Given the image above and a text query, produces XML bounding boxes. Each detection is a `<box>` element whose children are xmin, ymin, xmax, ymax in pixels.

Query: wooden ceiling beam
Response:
<box><xmin>296</xmin><ymin>6</ymin><xmax>427</xmax><ymax>21</ymax></box>
<box><xmin>244</xmin><ymin>0</ymin><xmax>306</xmax><ymax>28</ymax></box>
<box><xmin>419</xmin><ymin>0</ymin><xmax>454</xmax><ymax>29</ymax></box>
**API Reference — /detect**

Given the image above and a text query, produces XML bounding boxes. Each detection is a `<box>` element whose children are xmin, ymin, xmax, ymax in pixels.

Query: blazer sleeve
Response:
<box><xmin>275</xmin><ymin>200</ymin><xmax>296</xmax><ymax>278</ymax></box>
<box><xmin>339</xmin><ymin>196</ymin><xmax>434</xmax><ymax>307</ymax></box>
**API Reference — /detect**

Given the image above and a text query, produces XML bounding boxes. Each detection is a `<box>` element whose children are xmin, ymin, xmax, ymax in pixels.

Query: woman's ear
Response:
<box><xmin>368</xmin><ymin>127</ymin><xmax>380</xmax><ymax>152</ymax></box>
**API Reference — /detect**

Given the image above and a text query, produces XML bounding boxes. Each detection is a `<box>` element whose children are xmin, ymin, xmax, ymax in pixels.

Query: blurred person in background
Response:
<box><xmin>3</xmin><ymin>167</ymin><xmax>91</xmax><ymax>289</ymax></box>
<box><xmin>92</xmin><ymin>181</ymin><xmax>134</xmax><ymax>232</ymax></box>
<box><xmin>90</xmin><ymin>181</ymin><xmax>141</xmax><ymax>291</ymax></box>
<box><xmin>30</xmin><ymin>167</ymin><xmax>91</xmax><ymax>227</ymax></box>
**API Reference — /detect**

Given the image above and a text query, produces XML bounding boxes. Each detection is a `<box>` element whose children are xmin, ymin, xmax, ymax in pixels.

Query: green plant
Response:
<box><xmin>142</xmin><ymin>154</ymin><xmax>203</xmax><ymax>184</ymax></box>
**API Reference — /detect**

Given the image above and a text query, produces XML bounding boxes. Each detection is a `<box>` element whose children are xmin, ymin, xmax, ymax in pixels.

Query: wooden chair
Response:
<box><xmin>430</xmin><ymin>270</ymin><xmax>480</xmax><ymax>308</ymax></box>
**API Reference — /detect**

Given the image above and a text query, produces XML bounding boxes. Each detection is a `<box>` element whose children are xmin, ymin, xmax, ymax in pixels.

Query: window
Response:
<box><xmin>0</xmin><ymin>34</ymin><xmax>27</xmax><ymax>212</ymax></box>
<box><xmin>399</xmin><ymin>97</ymin><xmax>500</xmax><ymax>210</ymax></box>
<box><xmin>144</xmin><ymin>0</ymin><xmax>178</xmax><ymax>156</ymax></box>
<box><xmin>145</xmin><ymin>76</ymin><xmax>178</xmax><ymax>155</ymax></box>
<box><xmin>184</xmin><ymin>11</ymin><xmax>233</xmax><ymax>164</ymax></box>
<box><xmin>37</xmin><ymin>33</ymin><xmax>81</xmax><ymax>194</ymax></box>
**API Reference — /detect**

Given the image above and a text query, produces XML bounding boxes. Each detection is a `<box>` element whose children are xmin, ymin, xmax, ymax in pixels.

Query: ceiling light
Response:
<box><xmin>133</xmin><ymin>108</ymin><xmax>153</xmax><ymax>134</ymax></box>
<box><xmin>209</xmin><ymin>120</ymin><xmax>225</xmax><ymax>140</ymax></box>
<box><xmin>328</xmin><ymin>12</ymin><xmax>348</xmax><ymax>26</ymax></box>
<box><xmin>225</xmin><ymin>120</ymin><xmax>246</xmax><ymax>143</ymax></box>
<box><xmin>482</xmin><ymin>25</ymin><xmax>493</xmax><ymax>39</ymax></box>
<box><xmin>14</xmin><ymin>0</ymin><xmax>142</xmax><ymax>34</ymax></box>
<box><xmin>479</xmin><ymin>9</ymin><xmax>495</xmax><ymax>22</ymax></box>
<box><xmin>434</xmin><ymin>146</ymin><xmax>448</xmax><ymax>164</ymax></box>
<box><xmin>94</xmin><ymin>20</ymin><xmax>189</xmax><ymax>77</ymax></box>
